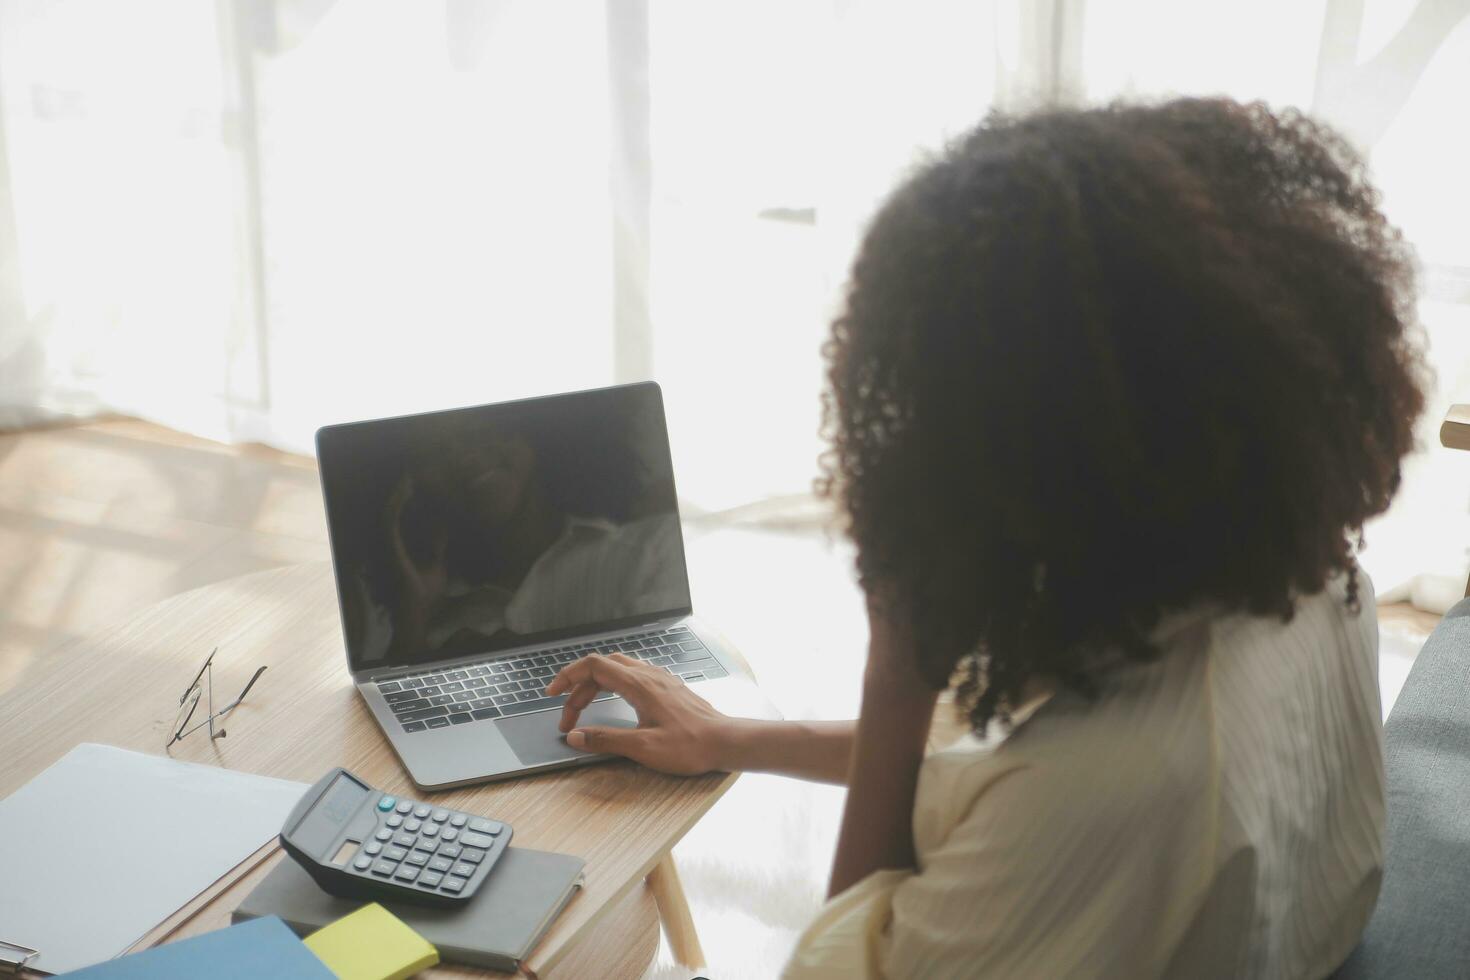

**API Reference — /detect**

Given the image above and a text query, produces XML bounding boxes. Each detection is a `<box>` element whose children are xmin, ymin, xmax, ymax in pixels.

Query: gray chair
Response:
<box><xmin>1333</xmin><ymin>596</ymin><xmax>1470</xmax><ymax>978</ymax></box>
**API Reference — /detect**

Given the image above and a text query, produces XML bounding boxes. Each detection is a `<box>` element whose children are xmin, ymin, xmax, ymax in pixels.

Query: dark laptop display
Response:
<box><xmin>317</xmin><ymin>383</ymin><xmax>693</xmax><ymax>673</ymax></box>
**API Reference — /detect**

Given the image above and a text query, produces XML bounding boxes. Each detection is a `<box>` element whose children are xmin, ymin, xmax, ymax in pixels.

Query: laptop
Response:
<box><xmin>316</xmin><ymin>382</ymin><xmax>779</xmax><ymax>789</ymax></box>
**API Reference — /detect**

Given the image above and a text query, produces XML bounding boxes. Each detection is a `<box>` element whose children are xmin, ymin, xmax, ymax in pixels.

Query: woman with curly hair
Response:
<box><xmin>547</xmin><ymin>97</ymin><xmax>1424</xmax><ymax>977</ymax></box>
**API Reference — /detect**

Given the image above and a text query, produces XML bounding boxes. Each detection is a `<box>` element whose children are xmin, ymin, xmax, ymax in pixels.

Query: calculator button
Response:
<box><xmin>438</xmin><ymin>844</ymin><xmax>463</xmax><ymax>859</ymax></box>
<box><xmin>405</xmin><ymin>819</ymin><xmax>422</xmax><ymax>832</ymax></box>
<box><xmin>384</xmin><ymin>846</ymin><xmax>408</xmax><ymax>861</ymax></box>
<box><xmin>422</xmin><ymin>824</ymin><xmax>440</xmax><ymax>838</ymax></box>
<box><xmin>375</xmin><ymin>828</ymin><xmax>393</xmax><ymax>842</ymax></box>
<box><xmin>394</xmin><ymin>865</ymin><xmax>420</xmax><ymax>882</ymax></box>
<box><xmin>428</xmin><ymin>856</ymin><xmax>454</xmax><ymax>873</ymax></box>
<box><xmin>441</xmin><ymin>829</ymin><xmax>458</xmax><ymax>842</ymax></box>
<box><xmin>460</xmin><ymin>847</ymin><xmax>486</xmax><ymax>864</ymax></box>
<box><xmin>377</xmin><ymin>795</ymin><xmax>396</xmax><ymax>812</ymax></box>
<box><xmin>461</xmin><ymin>831</ymin><xmax>494</xmax><ymax>848</ymax></box>
<box><xmin>431</xmin><ymin>810</ymin><xmax>449</xmax><ymax>823</ymax></box>
<box><xmin>386</xmin><ymin>815</ymin><xmax>403</xmax><ymax>828</ymax></box>
<box><xmin>419</xmin><ymin>871</ymin><xmax>444</xmax><ymax>887</ymax></box>
<box><xmin>440</xmin><ymin>876</ymin><xmax>466</xmax><ymax>893</ymax></box>
<box><xmin>413</xmin><ymin>806</ymin><xmax>431</xmax><ymax>819</ymax></box>
<box><xmin>452</xmin><ymin>862</ymin><xmax>477</xmax><ymax>878</ymax></box>
<box><xmin>364</xmin><ymin>841</ymin><xmax>383</xmax><ymax>855</ymax></box>
<box><xmin>372</xmin><ymin>861</ymin><xmax>396</xmax><ymax>876</ymax></box>
<box><xmin>413</xmin><ymin>838</ymin><xmax>438</xmax><ymax>854</ymax></box>
<box><xmin>393</xmin><ymin>834</ymin><xmax>416</xmax><ymax>848</ymax></box>
<box><xmin>450</xmin><ymin>814</ymin><xmax>468</xmax><ymax>828</ymax></box>
<box><xmin>468</xmin><ymin>818</ymin><xmax>503</xmax><ymax>835</ymax></box>
<box><xmin>353</xmin><ymin>855</ymin><xmax>372</xmax><ymax>870</ymax></box>
<box><xmin>395</xmin><ymin>800</ymin><xmax>413</xmax><ymax>814</ymax></box>
<box><xmin>405</xmin><ymin>850</ymin><xmax>429</xmax><ymax>866</ymax></box>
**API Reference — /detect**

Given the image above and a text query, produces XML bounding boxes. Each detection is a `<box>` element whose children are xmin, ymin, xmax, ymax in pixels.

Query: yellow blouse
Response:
<box><xmin>784</xmin><ymin>582</ymin><xmax>1385</xmax><ymax>979</ymax></box>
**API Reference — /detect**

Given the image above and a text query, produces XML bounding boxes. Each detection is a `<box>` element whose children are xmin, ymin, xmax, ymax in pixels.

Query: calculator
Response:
<box><xmin>279</xmin><ymin>767</ymin><xmax>512</xmax><ymax>907</ymax></box>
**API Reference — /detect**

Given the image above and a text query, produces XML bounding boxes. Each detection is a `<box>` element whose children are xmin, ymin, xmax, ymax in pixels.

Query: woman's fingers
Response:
<box><xmin>557</xmin><ymin>680</ymin><xmax>602</xmax><ymax>733</ymax></box>
<box><xmin>547</xmin><ymin>654</ymin><xmax>653</xmax><ymax>708</ymax></box>
<box><xmin>551</xmin><ymin>653</ymin><xmax>674</xmax><ymax>732</ymax></box>
<box><xmin>565</xmin><ymin>725</ymin><xmax>647</xmax><ymax>761</ymax></box>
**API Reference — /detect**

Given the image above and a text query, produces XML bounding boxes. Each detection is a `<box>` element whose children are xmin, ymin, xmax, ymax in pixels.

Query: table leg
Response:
<box><xmin>647</xmin><ymin>855</ymin><xmax>705</xmax><ymax>968</ymax></box>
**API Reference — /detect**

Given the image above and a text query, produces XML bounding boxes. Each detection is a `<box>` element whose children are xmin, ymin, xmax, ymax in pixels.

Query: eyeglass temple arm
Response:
<box><xmin>218</xmin><ymin>665</ymin><xmax>268</xmax><ymax>714</ymax></box>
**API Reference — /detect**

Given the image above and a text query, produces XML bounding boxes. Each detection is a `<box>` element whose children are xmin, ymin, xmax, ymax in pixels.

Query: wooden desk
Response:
<box><xmin>0</xmin><ymin>562</ymin><xmax>733</xmax><ymax>977</ymax></box>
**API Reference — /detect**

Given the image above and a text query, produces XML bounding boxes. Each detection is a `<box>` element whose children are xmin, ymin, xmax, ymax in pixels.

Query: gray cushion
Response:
<box><xmin>1334</xmin><ymin>597</ymin><xmax>1470</xmax><ymax>979</ymax></box>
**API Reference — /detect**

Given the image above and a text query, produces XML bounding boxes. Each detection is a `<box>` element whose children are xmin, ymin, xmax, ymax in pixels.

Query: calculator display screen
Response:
<box><xmin>295</xmin><ymin>773</ymin><xmax>370</xmax><ymax>857</ymax></box>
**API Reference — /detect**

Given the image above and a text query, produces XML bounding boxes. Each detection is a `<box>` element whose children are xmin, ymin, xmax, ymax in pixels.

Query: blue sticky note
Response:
<box><xmin>58</xmin><ymin>916</ymin><xmax>334</xmax><ymax>979</ymax></box>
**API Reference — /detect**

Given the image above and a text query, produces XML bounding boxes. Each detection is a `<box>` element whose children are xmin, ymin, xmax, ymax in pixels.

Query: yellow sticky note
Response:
<box><xmin>303</xmin><ymin>903</ymin><xmax>439</xmax><ymax>980</ymax></box>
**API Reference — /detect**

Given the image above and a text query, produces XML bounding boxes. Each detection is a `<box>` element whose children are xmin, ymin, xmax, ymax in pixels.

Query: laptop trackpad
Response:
<box><xmin>499</xmin><ymin>699</ymin><xmax>639</xmax><ymax>767</ymax></box>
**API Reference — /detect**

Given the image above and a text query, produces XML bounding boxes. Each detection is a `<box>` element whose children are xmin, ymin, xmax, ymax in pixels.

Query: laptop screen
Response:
<box><xmin>317</xmin><ymin>383</ymin><xmax>693</xmax><ymax>673</ymax></box>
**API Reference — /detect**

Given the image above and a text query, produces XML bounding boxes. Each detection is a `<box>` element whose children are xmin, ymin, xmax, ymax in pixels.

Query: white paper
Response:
<box><xmin>0</xmin><ymin>743</ymin><xmax>306</xmax><ymax>975</ymax></box>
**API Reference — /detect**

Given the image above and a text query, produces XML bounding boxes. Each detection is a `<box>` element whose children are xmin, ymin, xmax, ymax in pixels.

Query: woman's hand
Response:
<box><xmin>546</xmin><ymin>653</ymin><xmax>737</xmax><ymax>775</ymax></box>
<box><xmin>860</xmin><ymin>592</ymin><xmax>936</xmax><ymax>694</ymax></box>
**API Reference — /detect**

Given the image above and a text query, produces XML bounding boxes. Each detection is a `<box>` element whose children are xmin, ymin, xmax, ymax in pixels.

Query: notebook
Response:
<box><xmin>234</xmin><ymin>847</ymin><xmax>585</xmax><ymax>973</ymax></box>
<box><xmin>56</xmin><ymin>916</ymin><xmax>333</xmax><ymax>979</ymax></box>
<box><xmin>0</xmin><ymin>744</ymin><xmax>307</xmax><ymax>975</ymax></box>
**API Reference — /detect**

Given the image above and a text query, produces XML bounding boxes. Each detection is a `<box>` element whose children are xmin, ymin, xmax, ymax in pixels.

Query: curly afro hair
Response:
<box><xmin>820</xmin><ymin>97</ymin><xmax>1425</xmax><ymax>734</ymax></box>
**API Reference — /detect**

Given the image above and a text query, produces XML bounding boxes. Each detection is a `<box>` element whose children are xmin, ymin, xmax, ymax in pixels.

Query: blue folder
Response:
<box><xmin>58</xmin><ymin>916</ymin><xmax>333</xmax><ymax>979</ymax></box>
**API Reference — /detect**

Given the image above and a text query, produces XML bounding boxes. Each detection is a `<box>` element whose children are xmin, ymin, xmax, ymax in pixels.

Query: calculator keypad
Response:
<box><xmin>346</xmin><ymin>793</ymin><xmax>506</xmax><ymax>899</ymax></box>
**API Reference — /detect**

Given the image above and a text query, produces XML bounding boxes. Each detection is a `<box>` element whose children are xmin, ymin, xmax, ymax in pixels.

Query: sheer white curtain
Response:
<box><xmin>1</xmin><ymin>0</ymin><xmax>1467</xmax><ymax>594</ymax></box>
<box><xmin>0</xmin><ymin>1</ymin><xmax>616</xmax><ymax>445</ymax></box>
<box><xmin>0</xmin><ymin>0</ymin><xmax>1040</xmax><ymax>513</ymax></box>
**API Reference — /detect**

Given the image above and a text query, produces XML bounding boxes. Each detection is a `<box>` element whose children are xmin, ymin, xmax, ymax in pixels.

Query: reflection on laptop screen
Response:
<box><xmin>318</xmin><ymin>384</ymin><xmax>692</xmax><ymax>671</ymax></box>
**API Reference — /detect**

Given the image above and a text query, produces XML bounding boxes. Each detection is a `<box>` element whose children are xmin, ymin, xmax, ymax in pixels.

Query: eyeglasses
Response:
<box><xmin>167</xmin><ymin>647</ymin><xmax>267</xmax><ymax>749</ymax></box>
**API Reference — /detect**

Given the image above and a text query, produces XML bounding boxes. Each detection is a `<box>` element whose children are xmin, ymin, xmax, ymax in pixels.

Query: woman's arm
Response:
<box><xmin>717</xmin><ymin>718</ymin><xmax>855</xmax><ymax>784</ymax></box>
<box><xmin>826</xmin><ymin>607</ymin><xmax>939</xmax><ymax>898</ymax></box>
<box><xmin>546</xmin><ymin>654</ymin><xmax>857</xmax><ymax>783</ymax></box>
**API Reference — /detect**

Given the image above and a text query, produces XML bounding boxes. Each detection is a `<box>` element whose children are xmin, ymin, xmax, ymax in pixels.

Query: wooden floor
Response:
<box><xmin>0</xmin><ymin>418</ymin><xmax>1441</xmax><ymax>700</ymax></box>
<box><xmin>0</xmin><ymin>418</ymin><xmax>331</xmax><ymax>695</ymax></box>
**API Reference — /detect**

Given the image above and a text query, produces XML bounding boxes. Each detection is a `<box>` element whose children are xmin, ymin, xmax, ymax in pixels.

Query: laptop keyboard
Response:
<box><xmin>374</xmin><ymin>625</ymin><xmax>729</xmax><ymax>734</ymax></box>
